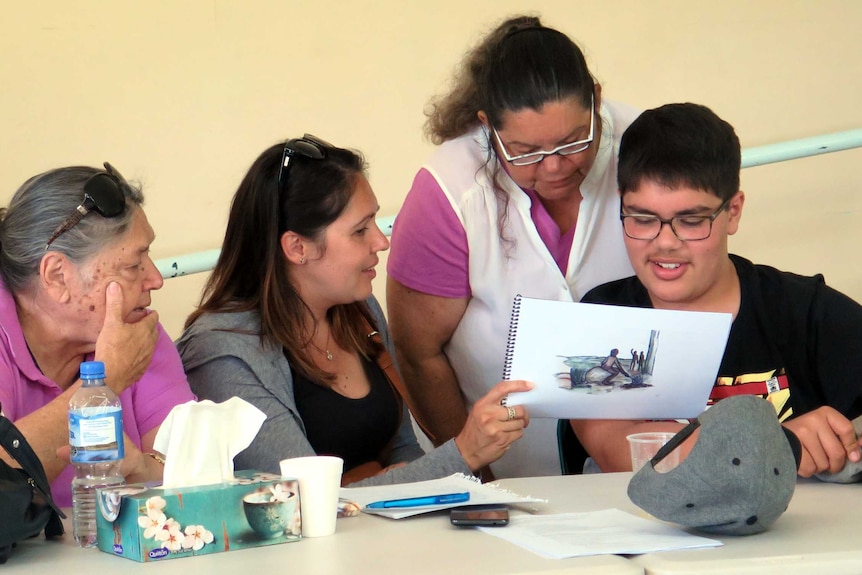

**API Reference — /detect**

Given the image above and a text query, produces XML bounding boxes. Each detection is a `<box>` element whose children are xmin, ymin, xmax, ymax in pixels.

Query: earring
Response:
<box><xmin>300</xmin><ymin>257</ymin><xmax>306</xmax><ymax>264</ymax></box>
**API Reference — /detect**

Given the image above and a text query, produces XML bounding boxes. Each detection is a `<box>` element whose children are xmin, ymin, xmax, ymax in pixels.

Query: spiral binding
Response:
<box><xmin>501</xmin><ymin>294</ymin><xmax>523</xmax><ymax>382</ymax></box>
<box><xmin>452</xmin><ymin>472</ymin><xmax>546</xmax><ymax>503</ymax></box>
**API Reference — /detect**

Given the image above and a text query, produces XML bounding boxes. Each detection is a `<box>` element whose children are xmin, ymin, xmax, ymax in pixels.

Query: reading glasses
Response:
<box><xmin>620</xmin><ymin>197</ymin><xmax>731</xmax><ymax>241</ymax></box>
<box><xmin>492</xmin><ymin>95</ymin><xmax>595</xmax><ymax>166</ymax></box>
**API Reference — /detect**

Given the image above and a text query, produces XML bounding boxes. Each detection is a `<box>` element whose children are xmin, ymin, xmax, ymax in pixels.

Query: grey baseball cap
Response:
<box><xmin>628</xmin><ymin>395</ymin><xmax>801</xmax><ymax>536</ymax></box>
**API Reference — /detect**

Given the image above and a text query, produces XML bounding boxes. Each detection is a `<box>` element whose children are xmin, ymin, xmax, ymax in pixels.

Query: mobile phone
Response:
<box><xmin>450</xmin><ymin>504</ymin><xmax>509</xmax><ymax>527</ymax></box>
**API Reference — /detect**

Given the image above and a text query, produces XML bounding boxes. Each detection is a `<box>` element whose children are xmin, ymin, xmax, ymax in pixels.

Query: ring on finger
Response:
<box><xmin>506</xmin><ymin>406</ymin><xmax>516</xmax><ymax>421</ymax></box>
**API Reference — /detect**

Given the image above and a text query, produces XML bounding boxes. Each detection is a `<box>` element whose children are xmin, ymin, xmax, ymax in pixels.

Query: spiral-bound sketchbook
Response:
<box><xmin>341</xmin><ymin>473</ymin><xmax>545</xmax><ymax>519</ymax></box>
<box><xmin>502</xmin><ymin>295</ymin><xmax>732</xmax><ymax>419</ymax></box>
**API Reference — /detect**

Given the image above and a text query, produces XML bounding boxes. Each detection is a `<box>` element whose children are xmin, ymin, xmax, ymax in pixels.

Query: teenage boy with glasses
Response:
<box><xmin>570</xmin><ymin>103</ymin><xmax>862</xmax><ymax>478</ymax></box>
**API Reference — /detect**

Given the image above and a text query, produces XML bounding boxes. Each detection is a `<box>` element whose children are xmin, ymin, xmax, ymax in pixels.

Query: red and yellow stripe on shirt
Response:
<box><xmin>710</xmin><ymin>369</ymin><xmax>792</xmax><ymax>421</ymax></box>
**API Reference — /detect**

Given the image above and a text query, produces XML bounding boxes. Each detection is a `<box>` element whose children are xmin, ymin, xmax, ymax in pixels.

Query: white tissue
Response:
<box><xmin>153</xmin><ymin>398</ymin><xmax>266</xmax><ymax>488</ymax></box>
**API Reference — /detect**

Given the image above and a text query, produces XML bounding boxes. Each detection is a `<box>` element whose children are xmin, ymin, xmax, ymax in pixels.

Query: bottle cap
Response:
<box><xmin>80</xmin><ymin>361</ymin><xmax>106</xmax><ymax>379</ymax></box>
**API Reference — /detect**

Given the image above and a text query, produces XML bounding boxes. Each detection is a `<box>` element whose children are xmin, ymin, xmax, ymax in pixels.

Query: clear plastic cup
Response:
<box><xmin>626</xmin><ymin>432</ymin><xmax>679</xmax><ymax>473</ymax></box>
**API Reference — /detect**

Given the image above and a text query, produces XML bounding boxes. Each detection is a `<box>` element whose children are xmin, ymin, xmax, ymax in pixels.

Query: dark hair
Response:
<box><xmin>0</xmin><ymin>166</ymin><xmax>143</xmax><ymax>295</ymax></box>
<box><xmin>425</xmin><ymin>15</ymin><xmax>594</xmax><ymax>143</ymax></box>
<box><xmin>186</xmin><ymin>139</ymin><xmax>376</xmax><ymax>384</ymax></box>
<box><xmin>618</xmin><ymin>103</ymin><xmax>741</xmax><ymax>201</ymax></box>
<box><xmin>425</xmin><ymin>15</ymin><xmax>598</xmax><ymax>247</ymax></box>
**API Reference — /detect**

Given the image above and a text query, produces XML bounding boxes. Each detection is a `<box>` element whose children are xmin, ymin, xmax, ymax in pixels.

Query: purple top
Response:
<box><xmin>387</xmin><ymin>168</ymin><xmax>576</xmax><ymax>297</ymax></box>
<box><xmin>0</xmin><ymin>280</ymin><xmax>195</xmax><ymax>506</ymax></box>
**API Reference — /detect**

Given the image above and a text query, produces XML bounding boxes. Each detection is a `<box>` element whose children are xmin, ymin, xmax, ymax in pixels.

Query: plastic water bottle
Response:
<box><xmin>68</xmin><ymin>361</ymin><xmax>124</xmax><ymax>548</ymax></box>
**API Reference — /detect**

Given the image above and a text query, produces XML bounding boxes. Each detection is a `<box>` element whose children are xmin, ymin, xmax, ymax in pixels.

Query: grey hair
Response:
<box><xmin>0</xmin><ymin>165</ymin><xmax>144</xmax><ymax>295</ymax></box>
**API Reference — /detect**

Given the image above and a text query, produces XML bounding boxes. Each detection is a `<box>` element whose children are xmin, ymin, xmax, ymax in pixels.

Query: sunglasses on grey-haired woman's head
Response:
<box><xmin>45</xmin><ymin>162</ymin><xmax>128</xmax><ymax>249</ymax></box>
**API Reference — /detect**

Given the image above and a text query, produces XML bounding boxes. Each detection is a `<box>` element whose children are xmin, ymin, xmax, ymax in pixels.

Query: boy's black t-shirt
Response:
<box><xmin>582</xmin><ymin>254</ymin><xmax>862</xmax><ymax>421</ymax></box>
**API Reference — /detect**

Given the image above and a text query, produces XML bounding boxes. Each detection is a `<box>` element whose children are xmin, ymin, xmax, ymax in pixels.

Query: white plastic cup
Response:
<box><xmin>279</xmin><ymin>456</ymin><xmax>344</xmax><ymax>537</ymax></box>
<box><xmin>626</xmin><ymin>432</ymin><xmax>679</xmax><ymax>473</ymax></box>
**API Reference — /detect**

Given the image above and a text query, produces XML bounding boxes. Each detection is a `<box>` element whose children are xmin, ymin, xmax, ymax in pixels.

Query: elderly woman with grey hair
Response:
<box><xmin>0</xmin><ymin>163</ymin><xmax>195</xmax><ymax>506</ymax></box>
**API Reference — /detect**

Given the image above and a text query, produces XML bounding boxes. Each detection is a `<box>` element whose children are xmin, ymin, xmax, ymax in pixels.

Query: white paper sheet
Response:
<box><xmin>503</xmin><ymin>297</ymin><xmax>732</xmax><ymax>419</ymax></box>
<box><xmin>478</xmin><ymin>508</ymin><xmax>722</xmax><ymax>558</ymax></box>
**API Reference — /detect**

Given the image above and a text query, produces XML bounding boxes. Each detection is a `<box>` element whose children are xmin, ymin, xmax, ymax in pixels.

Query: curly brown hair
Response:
<box><xmin>424</xmin><ymin>15</ymin><xmax>594</xmax><ymax>144</ymax></box>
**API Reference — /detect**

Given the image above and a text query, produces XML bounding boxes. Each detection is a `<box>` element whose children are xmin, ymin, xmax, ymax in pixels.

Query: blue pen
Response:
<box><xmin>365</xmin><ymin>492</ymin><xmax>470</xmax><ymax>509</ymax></box>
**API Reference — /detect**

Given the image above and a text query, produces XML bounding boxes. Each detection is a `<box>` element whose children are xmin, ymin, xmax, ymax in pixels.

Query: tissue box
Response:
<box><xmin>96</xmin><ymin>470</ymin><xmax>301</xmax><ymax>562</ymax></box>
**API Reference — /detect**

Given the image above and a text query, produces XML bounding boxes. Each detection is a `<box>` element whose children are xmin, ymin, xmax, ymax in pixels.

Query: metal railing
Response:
<box><xmin>155</xmin><ymin>128</ymin><xmax>862</xmax><ymax>279</ymax></box>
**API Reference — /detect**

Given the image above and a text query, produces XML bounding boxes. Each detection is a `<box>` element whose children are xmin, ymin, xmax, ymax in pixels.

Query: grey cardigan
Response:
<box><xmin>175</xmin><ymin>297</ymin><xmax>471</xmax><ymax>486</ymax></box>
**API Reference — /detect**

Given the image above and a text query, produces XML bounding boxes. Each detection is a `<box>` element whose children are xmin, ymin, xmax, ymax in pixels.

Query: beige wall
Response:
<box><xmin>2</xmin><ymin>1</ymin><xmax>861</xmax><ymax>339</ymax></box>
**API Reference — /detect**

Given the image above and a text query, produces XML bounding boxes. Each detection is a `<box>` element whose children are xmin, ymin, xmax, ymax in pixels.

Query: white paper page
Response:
<box><xmin>340</xmin><ymin>473</ymin><xmax>546</xmax><ymax>519</ymax></box>
<box><xmin>478</xmin><ymin>509</ymin><xmax>722</xmax><ymax>559</ymax></box>
<box><xmin>503</xmin><ymin>298</ymin><xmax>732</xmax><ymax>419</ymax></box>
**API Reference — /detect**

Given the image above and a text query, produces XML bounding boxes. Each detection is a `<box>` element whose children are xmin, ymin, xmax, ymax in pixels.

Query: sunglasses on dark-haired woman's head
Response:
<box><xmin>277</xmin><ymin>134</ymin><xmax>332</xmax><ymax>192</ymax></box>
<box><xmin>45</xmin><ymin>162</ymin><xmax>128</xmax><ymax>249</ymax></box>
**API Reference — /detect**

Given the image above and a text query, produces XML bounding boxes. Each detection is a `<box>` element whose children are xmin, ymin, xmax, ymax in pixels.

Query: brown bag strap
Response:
<box><xmin>337</xmin><ymin>326</ymin><xmax>401</xmax><ymax>486</ymax></box>
<box><xmin>362</xmin><ymin>318</ymin><xmax>438</xmax><ymax>445</ymax></box>
<box><xmin>339</xmin><ymin>315</ymin><xmax>444</xmax><ymax>486</ymax></box>
<box><xmin>338</xmin><ymin>317</ymin><xmax>409</xmax><ymax>486</ymax></box>
<box><xmin>366</xmin><ymin>342</ymin><xmax>491</xmax><ymax>482</ymax></box>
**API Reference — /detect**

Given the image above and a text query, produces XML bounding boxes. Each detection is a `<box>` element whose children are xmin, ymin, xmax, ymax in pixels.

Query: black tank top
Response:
<box><xmin>292</xmin><ymin>355</ymin><xmax>399</xmax><ymax>472</ymax></box>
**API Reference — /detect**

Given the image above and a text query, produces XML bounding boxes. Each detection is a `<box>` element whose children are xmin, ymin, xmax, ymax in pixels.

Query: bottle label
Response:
<box><xmin>69</xmin><ymin>407</ymin><xmax>124</xmax><ymax>462</ymax></box>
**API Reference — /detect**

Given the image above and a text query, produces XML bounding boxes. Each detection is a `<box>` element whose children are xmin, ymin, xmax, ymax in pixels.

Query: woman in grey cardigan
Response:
<box><xmin>177</xmin><ymin>135</ymin><xmax>531</xmax><ymax>486</ymax></box>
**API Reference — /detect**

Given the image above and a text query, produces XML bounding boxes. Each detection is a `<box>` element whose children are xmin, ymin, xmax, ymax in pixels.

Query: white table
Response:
<box><xmin>498</xmin><ymin>473</ymin><xmax>862</xmax><ymax>575</ymax></box>
<box><xmin>3</xmin><ymin>488</ymin><xmax>639</xmax><ymax>574</ymax></box>
<box><xmin>6</xmin><ymin>472</ymin><xmax>860</xmax><ymax>574</ymax></box>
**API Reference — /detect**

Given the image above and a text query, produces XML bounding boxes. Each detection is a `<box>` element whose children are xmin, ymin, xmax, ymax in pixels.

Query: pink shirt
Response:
<box><xmin>388</xmin><ymin>168</ymin><xmax>576</xmax><ymax>297</ymax></box>
<box><xmin>0</xmin><ymin>280</ymin><xmax>195</xmax><ymax>506</ymax></box>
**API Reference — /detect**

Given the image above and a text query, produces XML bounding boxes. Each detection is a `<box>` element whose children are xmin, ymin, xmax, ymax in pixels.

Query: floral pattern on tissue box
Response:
<box><xmin>96</xmin><ymin>470</ymin><xmax>302</xmax><ymax>562</ymax></box>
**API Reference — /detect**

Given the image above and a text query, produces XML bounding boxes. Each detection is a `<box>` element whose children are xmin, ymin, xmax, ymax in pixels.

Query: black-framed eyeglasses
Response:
<box><xmin>492</xmin><ymin>94</ymin><xmax>595</xmax><ymax>166</ymax></box>
<box><xmin>45</xmin><ymin>162</ymin><xmax>128</xmax><ymax>249</ymax></box>
<box><xmin>277</xmin><ymin>134</ymin><xmax>331</xmax><ymax>192</ymax></box>
<box><xmin>620</xmin><ymin>197</ymin><xmax>732</xmax><ymax>241</ymax></box>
